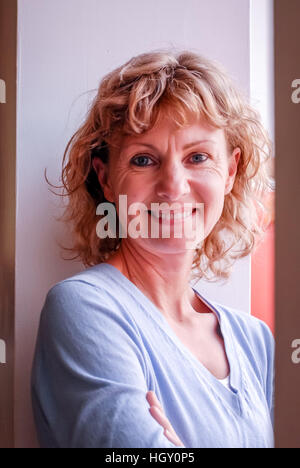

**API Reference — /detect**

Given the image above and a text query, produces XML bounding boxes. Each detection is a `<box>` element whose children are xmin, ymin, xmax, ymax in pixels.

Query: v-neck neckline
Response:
<box><xmin>97</xmin><ymin>263</ymin><xmax>243</xmax><ymax>401</ymax></box>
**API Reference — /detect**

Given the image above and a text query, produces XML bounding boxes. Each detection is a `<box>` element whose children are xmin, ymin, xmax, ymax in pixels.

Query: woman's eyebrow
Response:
<box><xmin>183</xmin><ymin>139</ymin><xmax>217</xmax><ymax>149</ymax></box>
<box><xmin>123</xmin><ymin>139</ymin><xmax>217</xmax><ymax>151</ymax></box>
<box><xmin>123</xmin><ymin>143</ymin><xmax>157</xmax><ymax>151</ymax></box>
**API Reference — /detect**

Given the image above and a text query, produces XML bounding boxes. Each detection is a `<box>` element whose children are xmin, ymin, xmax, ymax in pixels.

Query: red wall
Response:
<box><xmin>251</xmin><ymin>192</ymin><xmax>275</xmax><ymax>334</ymax></box>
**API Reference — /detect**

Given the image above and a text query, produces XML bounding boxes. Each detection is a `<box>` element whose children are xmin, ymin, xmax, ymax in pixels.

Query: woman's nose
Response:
<box><xmin>155</xmin><ymin>162</ymin><xmax>190</xmax><ymax>201</ymax></box>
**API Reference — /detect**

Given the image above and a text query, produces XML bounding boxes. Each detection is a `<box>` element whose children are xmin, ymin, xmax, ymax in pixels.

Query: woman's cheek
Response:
<box><xmin>195</xmin><ymin>170</ymin><xmax>226</xmax><ymax>202</ymax></box>
<box><xmin>197</xmin><ymin>175</ymin><xmax>226</xmax><ymax>236</ymax></box>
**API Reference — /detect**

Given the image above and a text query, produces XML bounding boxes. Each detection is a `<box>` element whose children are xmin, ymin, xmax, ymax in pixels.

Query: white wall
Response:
<box><xmin>250</xmin><ymin>0</ymin><xmax>275</xmax><ymax>143</ymax></box>
<box><xmin>15</xmin><ymin>0</ymin><xmax>271</xmax><ymax>447</ymax></box>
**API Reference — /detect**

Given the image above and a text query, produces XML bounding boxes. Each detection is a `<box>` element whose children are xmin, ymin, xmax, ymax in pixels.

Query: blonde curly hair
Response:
<box><xmin>50</xmin><ymin>49</ymin><xmax>274</xmax><ymax>281</ymax></box>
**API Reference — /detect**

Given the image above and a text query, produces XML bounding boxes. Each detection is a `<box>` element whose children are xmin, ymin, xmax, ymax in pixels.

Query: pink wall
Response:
<box><xmin>251</xmin><ymin>223</ymin><xmax>275</xmax><ymax>334</ymax></box>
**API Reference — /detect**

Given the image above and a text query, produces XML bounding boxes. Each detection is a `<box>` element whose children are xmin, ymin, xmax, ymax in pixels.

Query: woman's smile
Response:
<box><xmin>147</xmin><ymin>207</ymin><xmax>197</xmax><ymax>224</ymax></box>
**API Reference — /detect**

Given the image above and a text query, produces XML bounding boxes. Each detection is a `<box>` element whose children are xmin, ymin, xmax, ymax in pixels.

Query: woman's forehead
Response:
<box><xmin>118</xmin><ymin>117</ymin><xmax>224</xmax><ymax>151</ymax></box>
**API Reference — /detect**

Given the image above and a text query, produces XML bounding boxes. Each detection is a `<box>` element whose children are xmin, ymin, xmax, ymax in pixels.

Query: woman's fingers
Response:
<box><xmin>146</xmin><ymin>391</ymin><xmax>184</xmax><ymax>447</ymax></box>
<box><xmin>146</xmin><ymin>391</ymin><xmax>164</xmax><ymax>412</ymax></box>
<box><xmin>149</xmin><ymin>405</ymin><xmax>173</xmax><ymax>432</ymax></box>
<box><xmin>164</xmin><ymin>428</ymin><xmax>184</xmax><ymax>447</ymax></box>
<box><xmin>149</xmin><ymin>406</ymin><xmax>184</xmax><ymax>446</ymax></box>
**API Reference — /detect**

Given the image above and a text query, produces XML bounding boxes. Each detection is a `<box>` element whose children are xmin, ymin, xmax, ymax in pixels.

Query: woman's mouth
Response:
<box><xmin>147</xmin><ymin>208</ymin><xmax>197</xmax><ymax>224</ymax></box>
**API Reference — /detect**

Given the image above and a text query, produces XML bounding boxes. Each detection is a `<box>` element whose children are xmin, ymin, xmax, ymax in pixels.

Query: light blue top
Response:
<box><xmin>31</xmin><ymin>263</ymin><xmax>275</xmax><ymax>448</ymax></box>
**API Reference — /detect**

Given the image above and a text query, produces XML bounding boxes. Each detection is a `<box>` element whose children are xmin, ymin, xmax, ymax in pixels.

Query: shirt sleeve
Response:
<box><xmin>31</xmin><ymin>280</ymin><xmax>179</xmax><ymax>448</ymax></box>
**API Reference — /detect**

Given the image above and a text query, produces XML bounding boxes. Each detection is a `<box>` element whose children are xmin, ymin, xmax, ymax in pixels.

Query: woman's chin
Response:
<box><xmin>130</xmin><ymin>236</ymin><xmax>203</xmax><ymax>255</ymax></box>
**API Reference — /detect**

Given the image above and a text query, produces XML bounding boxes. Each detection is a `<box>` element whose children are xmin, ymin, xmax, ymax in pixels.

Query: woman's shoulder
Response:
<box><xmin>47</xmin><ymin>263</ymin><xmax>115</xmax><ymax>290</ymax></box>
<box><xmin>36</xmin><ymin>264</ymin><xmax>146</xmax><ymax>355</ymax></box>
<box><xmin>46</xmin><ymin>263</ymin><xmax>121</xmax><ymax>302</ymax></box>
<box><xmin>41</xmin><ymin>263</ymin><xmax>132</xmax><ymax>327</ymax></box>
<box><xmin>215</xmin><ymin>299</ymin><xmax>271</xmax><ymax>329</ymax></box>
<box><xmin>212</xmin><ymin>299</ymin><xmax>275</xmax><ymax>356</ymax></box>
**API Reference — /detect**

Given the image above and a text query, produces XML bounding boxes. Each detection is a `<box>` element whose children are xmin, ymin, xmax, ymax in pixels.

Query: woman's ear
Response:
<box><xmin>92</xmin><ymin>157</ymin><xmax>114</xmax><ymax>203</ymax></box>
<box><xmin>225</xmin><ymin>147</ymin><xmax>241</xmax><ymax>195</ymax></box>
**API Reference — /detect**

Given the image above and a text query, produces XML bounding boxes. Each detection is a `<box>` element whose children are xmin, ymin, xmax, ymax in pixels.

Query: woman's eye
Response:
<box><xmin>131</xmin><ymin>153</ymin><xmax>208</xmax><ymax>167</ymax></box>
<box><xmin>190</xmin><ymin>153</ymin><xmax>208</xmax><ymax>163</ymax></box>
<box><xmin>131</xmin><ymin>155</ymin><xmax>154</xmax><ymax>166</ymax></box>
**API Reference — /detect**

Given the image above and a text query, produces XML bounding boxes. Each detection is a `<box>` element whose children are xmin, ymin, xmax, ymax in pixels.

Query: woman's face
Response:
<box><xmin>94</xmin><ymin>115</ymin><xmax>240</xmax><ymax>255</ymax></box>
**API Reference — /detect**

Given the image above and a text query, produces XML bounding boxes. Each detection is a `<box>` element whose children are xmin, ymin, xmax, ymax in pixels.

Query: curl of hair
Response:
<box><xmin>49</xmin><ymin>49</ymin><xmax>274</xmax><ymax>282</ymax></box>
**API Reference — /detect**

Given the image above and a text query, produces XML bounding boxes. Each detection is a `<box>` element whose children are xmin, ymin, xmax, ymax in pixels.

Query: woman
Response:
<box><xmin>31</xmin><ymin>50</ymin><xmax>274</xmax><ymax>448</ymax></box>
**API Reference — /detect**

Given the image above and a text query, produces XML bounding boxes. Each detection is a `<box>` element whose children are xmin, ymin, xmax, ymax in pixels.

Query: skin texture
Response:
<box><xmin>93</xmin><ymin>114</ymin><xmax>240</xmax><ymax>444</ymax></box>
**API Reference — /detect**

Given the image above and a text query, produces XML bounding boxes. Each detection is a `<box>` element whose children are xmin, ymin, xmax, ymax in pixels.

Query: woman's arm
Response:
<box><xmin>31</xmin><ymin>280</ymin><xmax>180</xmax><ymax>448</ymax></box>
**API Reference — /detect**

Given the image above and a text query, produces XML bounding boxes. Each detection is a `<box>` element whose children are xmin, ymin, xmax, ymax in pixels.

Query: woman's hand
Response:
<box><xmin>146</xmin><ymin>391</ymin><xmax>184</xmax><ymax>447</ymax></box>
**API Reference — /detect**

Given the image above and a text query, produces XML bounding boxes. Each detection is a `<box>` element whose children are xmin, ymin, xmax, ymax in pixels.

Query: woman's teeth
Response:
<box><xmin>148</xmin><ymin>210</ymin><xmax>195</xmax><ymax>220</ymax></box>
